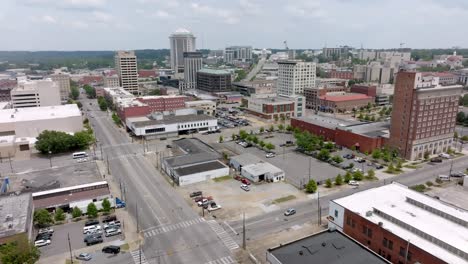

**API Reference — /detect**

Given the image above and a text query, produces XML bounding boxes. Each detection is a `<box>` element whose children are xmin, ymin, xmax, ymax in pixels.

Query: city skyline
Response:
<box><xmin>1</xmin><ymin>0</ymin><xmax>468</xmax><ymax>50</ymax></box>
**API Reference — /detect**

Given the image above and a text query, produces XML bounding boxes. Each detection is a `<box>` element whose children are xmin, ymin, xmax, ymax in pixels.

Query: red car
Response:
<box><xmin>241</xmin><ymin>178</ymin><xmax>251</xmax><ymax>185</ymax></box>
<box><xmin>234</xmin><ymin>175</ymin><xmax>242</xmax><ymax>181</ymax></box>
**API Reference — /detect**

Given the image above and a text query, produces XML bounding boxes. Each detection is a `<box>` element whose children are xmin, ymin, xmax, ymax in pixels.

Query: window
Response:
<box><xmin>346</xmin><ymin>217</ymin><xmax>351</xmax><ymax>226</ymax></box>
<box><xmin>388</xmin><ymin>240</ymin><xmax>393</xmax><ymax>250</ymax></box>
<box><xmin>399</xmin><ymin>247</ymin><xmax>405</xmax><ymax>257</ymax></box>
<box><xmin>383</xmin><ymin>238</ymin><xmax>388</xmax><ymax>247</ymax></box>
<box><xmin>334</xmin><ymin>210</ymin><xmax>338</xmax><ymax>218</ymax></box>
<box><xmin>351</xmin><ymin>219</ymin><xmax>356</xmax><ymax>228</ymax></box>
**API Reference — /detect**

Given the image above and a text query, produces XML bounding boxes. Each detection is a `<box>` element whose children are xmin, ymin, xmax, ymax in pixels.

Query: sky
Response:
<box><xmin>1</xmin><ymin>0</ymin><xmax>468</xmax><ymax>51</ymax></box>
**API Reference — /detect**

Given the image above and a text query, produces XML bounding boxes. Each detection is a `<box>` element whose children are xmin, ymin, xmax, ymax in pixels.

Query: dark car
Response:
<box><xmin>342</xmin><ymin>154</ymin><xmax>355</xmax><ymax>159</ymax></box>
<box><xmin>85</xmin><ymin>219</ymin><xmax>99</xmax><ymax>227</ymax></box>
<box><xmin>430</xmin><ymin>157</ymin><xmax>443</xmax><ymax>163</ymax></box>
<box><xmin>84</xmin><ymin>233</ymin><xmax>102</xmax><ymax>243</ymax></box>
<box><xmin>86</xmin><ymin>236</ymin><xmax>103</xmax><ymax>246</ymax></box>
<box><xmin>36</xmin><ymin>234</ymin><xmax>52</xmax><ymax>241</ymax></box>
<box><xmin>375</xmin><ymin>164</ymin><xmax>384</xmax><ymax>170</ymax></box>
<box><xmin>102</xmin><ymin>245</ymin><xmax>120</xmax><ymax>254</ymax></box>
<box><xmin>166</xmin><ymin>144</ymin><xmax>172</xmax><ymax>148</ymax></box>
<box><xmin>357</xmin><ymin>159</ymin><xmax>366</xmax><ymax>163</ymax></box>
<box><xmin>189</xmin><ymin>191</ymin><xmax>202</xmax><ymax>198</ymax></box>
<box><xmin>102</xmin><ymin>215</ymin><xmax>117</xmax><ymax>223</ymax></box>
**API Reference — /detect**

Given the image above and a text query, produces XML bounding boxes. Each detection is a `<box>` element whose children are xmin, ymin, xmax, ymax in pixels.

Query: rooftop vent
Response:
<box><xmin>378</xmin><ymin>222</ymin><xmax>383</xmax><ymax>227</ymax></box>
<box><xmin>10</xmin><ymin>114</ymin><xmax>14</xmax><ymax>118</ymax></box>
<box><xmin>366</xmin><ymin>211</ymin><xmax>373</xmax><ymax>217</ymax></box>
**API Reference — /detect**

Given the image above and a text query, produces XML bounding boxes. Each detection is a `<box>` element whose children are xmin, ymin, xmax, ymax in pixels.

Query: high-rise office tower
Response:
<box><xmin>169</xmin><ymin>28</ymin><xmax>196</xmax><ymax>73</ymax></box>
<box><xmin>49</xmin><ymin>72</ymin><xmax>71</xmax><ymax>103</ymax></box>
<box><xmin>389</xmin><ymin>71</ymin><xmax>462</xmax><ymax>160</ymax></box>
<box><xmin>224</xmin><ymin>46</ymin><xmax>252</xmax><ymax>63</ymax></box>
<box><xmin>277</xmin><ymin>60</ymin><xmax>316</xmax><ymax>96</ymax></box>
<box><xmin>183</xmin><ymin>52</ymin><xmax>203</xmax><ymax>90</ymax></box>
<box><xmin>114</xmin><ymin>51</ymin><xmax>139</xmax><ymax>94</ymax></box>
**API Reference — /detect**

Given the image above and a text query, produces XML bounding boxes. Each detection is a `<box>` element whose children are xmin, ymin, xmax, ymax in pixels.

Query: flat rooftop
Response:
<box><xmin>0</xmin><ymin>194</ymin><xmax>31</xmax><ymax>239</ymax></box>
<box><xmin>132</xmin><ymin>114</ymin><xmax>216</xmax><ymax>128</ymax></box>
<box><xmin>198</xmin><ymin>68</ymin><xmax>231</xmax><ymax>75</ymax></box>
<box><xmin>333</xmin><ymin>183</ymin><xmax>468</xmax><ymax>263</ymax></box>
<box><xmin>0</xmin><ymin>104</ymin><xmax>81</xmax><ymax>123</ymax></box>
<box><xmin>175</xmin><ymin>160</ymin><xmax>227</xmax><ymax>176</ymax></box>
<box><xmin>294</xmin><ymin>115</ymin><xmax>360</xmax><ymax>130</ymax></box>
<box><xmin>242</xmin><ymin>162</ymin><xmax>283</xmax><ymax>176</ymax></box>
<box><xmin>319</xmin><ymin>93</ymin><xmax>373</xmax><ymax>102</ymax></box>
<box><xmin>164</xmin><ymin>138</ymin><xmax>221</xmax><ymax>168</ymax></box>
<box><xmin>230</xmin><ymin>153</ymin><xmax>263</xmax><ymax>167</ymax></box>
<box><xmin>268</xmin><ymin>229</ymin><xmax>388</xmax><ymax>264</ymax></box>
<box><xmin>340</xmin><ymin>121</ymin><xmax>391</xmax><ymax>138</ymax></box>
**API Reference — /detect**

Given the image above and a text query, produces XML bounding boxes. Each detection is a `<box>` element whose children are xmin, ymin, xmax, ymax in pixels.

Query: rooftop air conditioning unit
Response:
<box><xmin>366</xmin><ymin>211</ymin><xmax>373</xmax><ymax>217</ymax></box>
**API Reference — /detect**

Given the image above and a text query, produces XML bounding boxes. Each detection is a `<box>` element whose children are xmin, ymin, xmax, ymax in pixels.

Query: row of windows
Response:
<box><xmin>145</xmin><ymin>127</ymin><xmax>165</xmax><ymax>134</ymax></box>
<box><xmin>415</xmin><ymin>130</ymin><xmax>453</xmax><ymax>139</ymax></box>
<box><xmin>178</xmin><ymin>122</ymin><xmax>210</xmax><ymax>129</ymax></box>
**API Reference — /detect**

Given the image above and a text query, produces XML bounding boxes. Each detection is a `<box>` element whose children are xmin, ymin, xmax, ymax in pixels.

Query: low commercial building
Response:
<box><xmin>0</xmin><ymin>194</ymin><xmax>33</xmax><ymax>245</ymax></box>
<box><xmin>162</xmin><ymin>138</ymin><xmax>229</xmax><ymax>186</ymax></box>
<box><xmin>291</xmin><ymin>116</ymin><xmax>389</xmax><ymax>154</ymax></box>
<box><xmin>266</xmin><ymin>229</ymin><xmax>389</xmax><ymax>264</ymax></box>
<box><xmin>233</xmin><ymin>80</ymin><xmax>276</xmax><ymax>96</ymax></box>
<box><xmin>11</xmin><ymin>78</ymin><xmax>61</xmax><ymax>108</ymax></box>
<box><xmin>103</xmin><ymin>75</ymin><xmax>120</xmax><ymax>88</ymax></box>
<box><xmin>229</xmin><ymin>153</ymin><xmax>263</xmax><ymax>171</ymax></box>
<box><xmin>328</xmin><ymin>182</ymin><xmax>468</xmax><ymax>264</ymax></box>
<box><xmin>318</xmin><ymin>93</ymin><xmax>374</xmax><ymax>113</ymax></box>
<box><xmin>0</xmin><ymin>104</ymin><xmax>83</xmax><ymax>159</ymax></box>
<box><xmin>350</xmin><ymin>84</ymin><xmax>377</xmax><ymax>97</ymax></box>
<box><xmin>214</xmin><ymin>92</ymin><xmax>243</xmax><ymax>104</ymax></box>
<box><xmin>245</xmin><ymin>95</ymin><xmax>305</xmax><ymax>120</ymax></box>
<box><xmin>32</xmin><ymin>181</ymin><xmax>112</xmax><ymax>213</ymax></box>
<box><xmin>304</xmin><ymin>86</ymin><xmax>347</xmax><ymax>110</ymax></box>
<box><xmin>185</xmin><ymin>100</ymin><xmax>216</xmax><ymax>116</ymax></box>
<box><xmin>197</xmin><ymin>68</ymin><xmax>232</xmax><ymax>92</ymax></box>
<box><xmin>126</xmin><ymin>114</ymin><xmax>218</xmax><ymax>139</ymax></box>
<box><xmin>241</xmin><ymin>162</ymin><xmax>285</xmax><ymax>182</ymax></box>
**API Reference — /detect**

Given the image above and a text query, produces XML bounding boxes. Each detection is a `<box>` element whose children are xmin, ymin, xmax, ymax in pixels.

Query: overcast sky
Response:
<box><xmin>1</xmin><ymin>0</ymin><xmax>467</xmax><ymax>51</ymax></box>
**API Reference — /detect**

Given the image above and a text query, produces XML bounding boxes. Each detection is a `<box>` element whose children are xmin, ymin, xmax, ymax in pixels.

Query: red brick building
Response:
<box><xmin>350</xmin><ymin>84</ymin><xmax>377</xmax><ymax>97</ymax></box>
<box><xmin>136</xmin><ymin>95</ymin><xmax>187</xmax><ymax>112</ymax></box>
<box><xmin>328</xmin><ymin>70</ymin><xmax>354</xmax><ymax>79</ymax></box>
<box><xmin>246</xmin><ymin>96</ymin><xmax>296</xmax><ymax>120</ymax></box>
<box><xmin>328</xmin><ymin>183</ymin><xmax>467</xmax><ymax>264</ymax></box>
<box><xmin>318</xmin><ymin>93</ymin><xmax>374</xmax><ymax>113</ymax></box>
<box><xmin>291</xmin><ymin>116</ymin><xmax>388</xmax><ymax>153</ymax></box>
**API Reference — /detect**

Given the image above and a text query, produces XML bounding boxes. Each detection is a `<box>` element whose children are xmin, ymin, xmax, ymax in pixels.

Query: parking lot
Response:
<box><xmin>178</xmin><ymin>177</ymin><xmax>309</xmax><ymax>221</ymax></box>
<box><xmin>39</xmin><ymin>217</ymin><xmax>124</xmax><ymax>258</ymax></box>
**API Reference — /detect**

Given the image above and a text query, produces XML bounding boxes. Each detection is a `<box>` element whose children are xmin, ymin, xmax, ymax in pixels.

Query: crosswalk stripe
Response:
<box><xmin>205</xmin><ymin>256</ymin><xmax>237</xmax><ymax>264</ymax></box>
<box><xmin>130</xmin><ymin>250</ymin><xmax>148</xmax><ymax>264</ymax></box>
<box><xmin>206</xmin><ymin>220</ymin><xmax>239</xmax><ymax>251</ymax></box>
<box><xmin>143</xmin><ymin>218</ymin><xmax>205</xmax><ymax>238</ymax></box>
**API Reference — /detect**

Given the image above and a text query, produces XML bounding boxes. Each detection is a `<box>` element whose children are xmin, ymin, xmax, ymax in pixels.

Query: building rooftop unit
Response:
<box><xmin>0</xmin><ymin>194</ymin><xmax>31</xmax><ymax>239</ymax></box>
<box><xmin>267</xmin><ymin>229</ymin><xmax>389</xmax><ymax>264</ymax></box>
<box><xmin>0</xmin><ymin>104</ymin><xmax>81</xmax><ymax>124</ymax></box>
<box><xmin>333</xmin><ymin>182</ymin><xmax>468</xmax><ymax>264</ymax></box>
<box><xmin>251</xmin><ymin>96</ymin><xmax>296</xmax><ymax>105</ymax></box>
<box><xmin>319</xmin><ymin>93</ymin><xmax>373</xmax><ymax>102</ymax></box>
<box><xmin>198</xmin><ymin>68</ymin><xmax>232</xmax><ymax>75</ymax></box>
<box><xmin>242</xmin><ymin>161</ymin><xmax>283</xmax><ymax>176</ymax></box>
<box><xmin>131</xmin><ymin>114</ymin><xmax>216</xmax><ymax>128</ymax></box>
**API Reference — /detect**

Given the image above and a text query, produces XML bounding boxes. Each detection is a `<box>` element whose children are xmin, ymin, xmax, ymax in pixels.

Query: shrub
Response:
<box><xmin>54</xmin><ymin>208</ymin><xmax>66</xmax><ymax>222</ymax></box>
<box><xmin>353</xmin><ymin>170</ymin><xmax>364</xmax><ymax>181</ymax></box>
<box><xmin>325</xmin><ymin>178</ymin><xmax>332</xmax><ymax>188</ymax></box>
<box><xmin>367</xmin><ymin>169</ymin><xmax>376</xmax><ymax>179</ymax></box>
<box><xmin>335</xmin><ymin>174</ymin><xmax>343</xmax><ymax>185</ymax></box>
<box><xmin>344</xmin><ymin>172</ymin><xmax>353</xmax><ymax>183</ymax></box>
<box><xmin>87</xmin><ymin>203</ymin><xmax>98</xmax><ymax>218</ymax></box>
<box><xmin>305</xmin><ymin>179</ymin><xmax>317</xmax><ymax>193</ymax></box>
<box><xmin>219</xmin><ymin>135</ymin><xmax>224</xmax><ymax>143</ymax></box>
<box><xmin>435</xmin><ymin>178</ymin><xmax>443</xmax><ymax>184</ymax></box>
<box><xmin>71</xmin><ymin>207</ymin><xmax>82</xmax><ymax>218</ymax></box>
<box><xmin>426</xmin><ymin>181</ymin><xmax>434</xmax><ymax>187</ymax></box>
<box><xmin>34</xmin><ymin>209</ymin><xmax>53</xmax><ymax>227</ymax></box>
<box><xmin>102</xmin><ymin>198</ymin><xmax>111</xmax><ymax>213</ymax></box>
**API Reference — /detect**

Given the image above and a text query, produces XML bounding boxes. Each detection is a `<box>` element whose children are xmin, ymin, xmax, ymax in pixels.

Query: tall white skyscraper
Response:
<box><xmin>169</xmin><ymin>28</ymin><xmax>196</xmax><ymax>73</ymax></box>
<box><xmin>277</xmin><ymin>60</ymin><xmax>316</xmax><ymax>96</ymax></box>
<box><xmin>183</xmin><ymin>52</ymin><xmax>203</xmax><ymax>90</ymax></box>
<box><xmin>114</xmin><ymin>51</ymin><xmax>139</xmax><ymax>94</ymax></box>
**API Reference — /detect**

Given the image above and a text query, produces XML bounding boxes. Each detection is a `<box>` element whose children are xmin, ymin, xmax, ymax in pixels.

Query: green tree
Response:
<box><xmin>265</xmin><ymin>143</ymin><xmax>275</xmax><ymax>151</ymax></box>
<box><xmin>332</xmin><ymin>155</ymin><xmax>343</xmax><ymax>163</ymax></box>
<box><xmin>112</xmin><ymin>112</ymin><xmax>121</xmax><ymax>125</ymax></box>
<box><xmin>0</xmin><ymin>237</ymin><xmax>40</xmax><ymax>264</ymax></box>
<box><xmin>325</xmin><ymin>178</ymin><xmax>333</xmax><ymax>188</ymax></box>
<box><xmin>259</xmin><ymin>127</ymin><xmax>265</xmax><ymax>133</ymax></box>
<box><xmin>87</xmin><ymin>203</ymin><xmax>98</xmax><ymax>218</ymax></box>
<box><xmin>54</xmin><ymin>208</ymin><xmax>65</xmax><ymax>222</ymax></box>
<box><xmin>278</xmin><ymin>124</ymin><xmax>284</xmax><ymax>131</ymax></box>
<box><xmin>335</xmin><ymin>174</ymin><xmax>343</xmax><ymax>185</ymax></box>
<box><xmin>71</xmin><ymin>206</ymin><xmax>83</xmax><ymax>218</ymax></box>
<box><xmin>83</xmin><ymin>85</ymin><xmax>96</xmax><ymax>98</ymax></box>
<box><xmin>423</xmin><ymin>151</ymin><xmax>430</xmax><ymax>160</ymax></box>
<box><xmin>286</xmin><ymin>125</ymin><xmax>293</xmax><ymax>132</ymax></box>
<box><xmin>70</xmin><ymin>86</ymin><xmax>80</xmax><ymax>100</ymax></box>
<box><xmin>457</xmin><ymin>112</ymin><xmax>466</xmax><ymax>123</ymax></box>
<box><xmin>461</xmin><ymin>94</ymin><xmax>468</xmax><ymax>106</ymax></box>
<box><xmin>344</xmin><ymin>171</ymin><xmax>353</xmax><ymax>183</ymax></box>
<box><xmin>269</xmin><ymin>125</ymin><xmax>275</xmax><ymax>132</ymax></box>
<box><xmin>324</xmin><ymin>142</ymin><xmax>334</xmax><ymax>150</ymax></box>
<box><xmin>353</xmin><ymin>170</ymin><xmax>364</xmax><ymax>181</ymax></box>
<box><xmin>219</xmin><ymin>135</ymin><xmax>224</xmax><ymax>143</ymax></box>
<box><xmin>101</xmin><ymin>198</ymin><xmax>112</xmax><ymax>213</ymax></box>
<box><xmin>98</xmin><ymin>96</ymin><xmax>108</xmax><ymax>111</ymax></box>
<box><xmin>259</xmin><ymin>141</ymin><xmax>266</xmax><ymax>149</ymax></box>
<box><xmin>372</xmin><ymin>149</ymin><xmax>382</xmax><ymax>160</ymax></box>
<box><xmin>231</xmin><ymin>133</ymin><xmax>236</xmax><ymax>141</ymax></box>
<box><xmin>317</xmin><ymin>149</ymin><xmax>331</xmax><ymax>161</ymax></box>
<box><xmin>149</xmin><ymin>89</ymin><xmax>161</xmax><ymax>95</ymax></box>
<box><xmin>305</xmin><ymin>179</ymin><xmax>317</xmax><ymax>193</ymax></box>
<box><xmin>396</xmin><ymin>161</ymin><xmax>403</xmax><ymax>172</ymax></box>
<box><xmin>274</xmin><ymin>116</ymin><xmax>279</xmax><ymax>122</ymax></box>
<box><xmin>252</xmin><ymin>136</ymin><xmax>259</xmax><ymax>144</ymax></box>
<box><xmin>239</xmin><ymin>130</ymin><xmax>248</xmax><ymax>140</ymax></box>
<box><xmin>358</xmin><ymin>113</ymin><xmax>364</xmax><ymax>119</ymax></box>
<box><xmin>34</xmin><ymin>209</ymin><xmax>53</xmax><ymax>227</ymax></box>
<box><xmin>367</xmin><ymin>169</ymin><xmax>376</xmax><ymax>179</ymax></box>
<box><xmin>387</xmin><ymin>163</ymin><xmax>395</xmax><ymax>173</ymax></box>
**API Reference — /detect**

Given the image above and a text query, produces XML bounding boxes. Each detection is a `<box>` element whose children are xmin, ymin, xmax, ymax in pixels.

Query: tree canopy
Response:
<box><xmin>0</xmin><ymin>236</ymin><xmax>40</xmax><ymax>264</ymax></box>
<box><xmin>35</xmin><ymin>130</ymin><xmax>94</xmax><ymax>154</ymax></box>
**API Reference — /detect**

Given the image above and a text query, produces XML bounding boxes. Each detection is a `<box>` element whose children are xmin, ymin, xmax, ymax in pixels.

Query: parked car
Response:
<box><xmin>450</xmin><ymin>171</ymin><xmax>467</xmax><ymax>177</ymax></box>
<box><xmin>197</xmin><ymin>199</ymin><xmax>209</xmax><ymax>207</ymax></box>
<box><xmin>102</xmin><ymin>245</ymin><xmax>120</xmax><ymax>254</ymax></box>
<box><xmin>75</xmin><ymin>253</ymin><xmax>92</xmax><ymax>261</ymax></box>
<box><xmin>284</xmin><ymin>208</ymin><xmax>296</xmax><ymax>216</ymax></box>
<box><xmin>348</xmin><ymin>180</ymin><xmax>360</xmax><ymax>186</ymax></box>
<box><xmin>437</xmin><ymin>175</ymin><xmax>450</xmax><ymax>181</ymax></box>
<box><xmin>241</xmin><ymin>178</ymin><xmax>251</xmax><ymax>185</ymax></box>
<box><xmin>85</xmin><ymin>219</ymin><xmax>99</xmax><ymax>227</ymax></box>
<box><xmin>439</xmin><ymin>153</ymin><xmax>451</xmax><ymax>159</ymax></box>
<box><xmin>234</xmin><ymin>175</ymin><xmax>242</xmax><ymax>181</ymax></box>
<box><xmin>354</xmin><ymin>157</ymin><xmax>363</xmax><ymax>162</ymax></box>
<box><xmin>265</xmin><ymin>152</ymin><xmax>276</xmax><ymax>158</ymax></box>
<box><xmin>189</xmin><ymin>191</ymin><xmax>202</xmax><ymax>198</ymax></box>
<box><xmin>84</xmin><ymin>233</ymin><xmax>102</xmax><ymax>243</ymax></box>
<box><xmin>86</xmin><ymin>236</ymin><xmax>103</xmax><ymax>246</ymax></box>
<box><xmin>166</xmin><ymin>145</ymin><xmax>172</xmax><ymax>148</ymax></box>
<box><xmin>104</xmin><ymin>221</ymin><xmax>121</xmax><ymax>230</ymax></box>
<box><xmin>83</xmin><ymin>225</ymin><xmax>102</xmax><ymax>234</ymax></box>
<box><xmin>343</xmin><ymin>154</ymin><xmax>355</xmax><ymax>159</ymax></box>
<box><xmin>36</xmin><ymin>233</ymin><xmax>52</xmax><ymax>240</ymax></box>
<box><xmin>351</xmin><ymin>168</ymin><xmax>363</xmax><ymax>173</ymax></box>
<box><xmin>240</xmin><ymin>184</ymin><xmax>250</xmax><ymax>192</ymax></box>
<box><xmin>105</xmin><ymin>228</ymin><xmax>122</xmax><ymax>237</ymax></box>
<box><xmin>375</xmin><ymin>164</ymin><xmax>384</xmax><ymax>169</ymax></box>
<box><xmin>38</xmin><ymin>227</ymin><xmax>54</xmax><ymax>235</ymax></box>
<box><xmin>430</xmin><ymin>157</ymin><xmax>443</xmax><ymax>163</ymax></box>
<box><xmin>102</xmin><ymin>215</ymin><xmax>117</xmax><ymax>223</ymax></box>
<box><xmin>341</xmin><ymin>164</ymin><xmax>354</xmax><ymax>170</ymax></box>
<box><xmin>207</xmin><ymin>203</ymin><xmax>222</xmax><ymax>212</ymax></box>
<box><xmin>34</xmin><ymin>239</ymin><xmax>51</xmax><ymax>247</ymax></box>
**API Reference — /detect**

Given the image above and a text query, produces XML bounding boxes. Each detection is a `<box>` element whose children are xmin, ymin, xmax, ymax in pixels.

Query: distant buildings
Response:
<box><xmin>224</xmin><ymin>46</ymin><xmax>252</xmax><ymax>63</ymax></box>
<box><xmin>0</xmin><ymin>79</ymin><xmax>16</xmax><ymax>102</ymax></box>
<box><xmin>185</xmin><ymin>100</ymin><xmax>216</xmax><ymax>116</ymax></box>
<box><xmin>277</xmin><ymin>60</ymin><xmax>316</xmax><ymax>96</ymax></box>
<box><xmin>182</xmin><ymin>52</ymin><xmax>203</xmax><ymax>90</ymax></box>
<box><xmin>49</xmin><ymin>72</ymin><xmax>71</xmax><ymax>103</ymax></box>
<box><xmin>169</xmin><ymin>28</ymin><xmax>196</xmax><ymax>73</ymax></box>
<box><xmin>317</xmin><ymin>93</ymin><xmax>374</xmax><ymax>113</ymax></box>
<box><xmin>328</xmin><ymin>182</ymin><xmax>468</xmax><ymax>264</ymax></box>
<box><xmin>389</xmin><ymin>71</ymin><xmax>462</xmax><ymax>160</ymax></box>
<box><xmin>103</xmin><ymin>74</ymin><xmax>119</xmax><ymax>88</ymax></box>
<box><xmin>233</xmin><ymin>79</ymin><xmax>276</xmax><ymax>96</ymax></box>
<box><xmin>0</xmin><ymin>194</ymin><xmax>33</xmax><ymax>245</ymax></box>
<box><xmin>322</xmin><ymin>46</ymin><xmax>351</xmax><ymax>59</ymax></box>
<box><xmin>197</xmin><ymin>68</ymin><xmax>232</xmax><ymax>93</ymax></box>
<box><xmin>327</xmin><ymin>70</ymin><xmax>353</xmax><ymax>79</ymax></box>
<box><xmin>245</xmin><ymin>95</ymin><xmax>305</xmax><ymax>120</ymax></box>
<box><xmin>114</xmin><ymin>51</ymin><xmax>139</xmax><ymax>94</ymax></box>
<box><xmin>11</xmin><ymin>79</ymin><xmax>61</xmax><ymax>108</ymax></box>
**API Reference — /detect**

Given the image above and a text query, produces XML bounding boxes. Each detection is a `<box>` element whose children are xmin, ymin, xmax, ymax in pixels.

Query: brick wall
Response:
<box><xmin>335</xmin><ymin>129</ymin><xmax>385</xmax><ymax>153</ymax></box>
<box><xmin>329</xmin><ymin>71</ymin><xmax>354</xmax><ymax>79</ymax></box>
<box><xmin>343</xmin><ymin>209</ymin><xmax>446</xmax><ymax>264</ymax></box>
<box><xmin>291</xmin><ymin>118</ymin><xmax>336</xmax><ymax>141</ymax></box>
<box><xmin>351</xmin><ymin>85</ymin><xmax>377</xmax><ymax>97</ymax></box>
<box><xmin>117</xmin><ymin>105</ymin><xmax>151</xmax><ymax>120</ymax></box>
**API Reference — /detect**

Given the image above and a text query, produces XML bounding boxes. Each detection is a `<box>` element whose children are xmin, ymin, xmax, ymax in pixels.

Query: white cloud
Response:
<box><xmin>239</xmin><ymin>0</ymin><xmax>261</xmax><ymax>15</ymax></box>
<box><xmin>69</xmin><ymin>21</ymin><xmax>89</xmax><ymax>29</ymax></box>
<box><xmin>41</xmin><ymin>15</ymin><xmax>57</xmax><ymax>23</ymax></box>
<box><xmin>153</xmin><ymin>10</ymin><xmax>171</xmax><ymax>19</ymax></box>
<box><xmin>190</xmin><ymin>2</ymin><xmax>240</xmax><ymax>24</ymax></box>
<box><xmin>92</xmin><ymin>11</ymin><xmax>112</xmax><ymax>22</ymax></box>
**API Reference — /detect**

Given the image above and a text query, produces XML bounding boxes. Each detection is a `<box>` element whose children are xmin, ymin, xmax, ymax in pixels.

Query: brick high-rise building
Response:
<box><xmin>115</xmin><ymin>51</ymin><xmax>139</xmax><ymax>94</ymax></box>
<box><xmin>389</xmin><ymin>71</ymin><xmax>462</xmax><ymax>160</ymax></box>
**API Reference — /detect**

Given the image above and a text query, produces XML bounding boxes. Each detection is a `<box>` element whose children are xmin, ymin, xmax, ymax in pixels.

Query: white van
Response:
<box><xmin>83</xmin><ymin>225</ymin><xmax>101</xmax><ymax>234</ymax></box>
<box><xmin>438</xmin><ymin>175</ymin><xmax>450</xmax><ymax>181</ymax></box>
<box><xmin>72</xmin><ymin>152</ymin><xmax>88</xmax><ymax>159</ymax></box>
<box><xmin>439</xmin><ymin>153</ymin><xmax>451</xmax><ymax>159</ymax></box>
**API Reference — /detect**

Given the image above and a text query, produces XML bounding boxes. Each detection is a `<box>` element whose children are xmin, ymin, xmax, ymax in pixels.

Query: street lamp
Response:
<box><xmin>48</xmin><ymin>151</ymin><xmax>52</xmax><ymax>168</ymax></box>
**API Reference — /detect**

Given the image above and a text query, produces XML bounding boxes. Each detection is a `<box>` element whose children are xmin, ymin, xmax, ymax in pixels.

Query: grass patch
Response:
<box><xmin>272</xmin><ymin>195</ymin><xmax>296</xmax><ymax>204</ymax></box>
<box><xmin>120</xmin><ymin>243</ymin><xmax>129</xmax><ymax>251</ymax></box>
<box><xmin>404</xmin><ymin>164</ymin><xmax>422</xmax><ymax>169</ymax></box>
<box><xmin>213</xmin><ymin>175</ymin><xmax>232</xmax><ymax>182</ymax></box>
<box><xmin>384</xmin><ymin>170</ymin><xmax>402</xmax><ymax>175</ymax></box>
<box><xmin>410</xmin><ymin>184</ymin><xmax>431</xmax><ymax>193</ymax></box>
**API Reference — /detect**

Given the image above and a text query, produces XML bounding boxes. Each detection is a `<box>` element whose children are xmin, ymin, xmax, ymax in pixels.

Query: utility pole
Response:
<box><xmin>8</xmin><ymin>154</ymin><xmax>12</xmax><ymax>173</ymax></box>
<box><xmin>404</xmin><ymin>239</ymin><xmax>410</xmax><ymax>264</ymax></box>
<box><xmin>107</xmin><ymin>156</ymin><xmax>110</xmax><ymax>174</ymax></box>
<box><xmin>242</xmin><ymin>212</ymin><xmax>246</xmax><ymax>250</ymax></box>
<box><xmin>68</xmin><ymin>233</ymin><xmax>73</xmax><ymax>264</ymax></box>
<box><xmin>48</xmin><ymin>151</ymin><xmax>52</xmax><ymax>168</ymax></box>
<box><xmin>449</xmin><ymin>159</ymin><xmax>454</xmax><ymax>178</ymax></box>
<box><xmin>308</xmin><ymin>156</ymin><xmax>312</xmax><ymax>182</ymax></box>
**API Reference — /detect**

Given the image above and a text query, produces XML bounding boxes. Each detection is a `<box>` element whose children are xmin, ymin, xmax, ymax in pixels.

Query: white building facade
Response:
<box><xmin>169</xmin><ymin>28</ymin><xmax>196</xmax><ymax>73</ymax></box>
<box><xmin>11</xmin><ymin>79</ymin><xmax>61</xmax><ymax>108</ymax></box>
<box><xmin>49</xmin><ymin>73</ymin><xmax>71</xmax><ymax>103</ymax></box>
<box><xmin>277</xmin><ymin>60</ymin><xmax>316</xmax><ymax>96</ymax></box>
<box><xmin>182</xmin><ymin>52</ymin><xmax>203</xmax><ymax>90</ymax></box>
<box><xmin>115</xmin><ymin>51</ymin><xmax>139</xmax><ymax>94</ymax></box>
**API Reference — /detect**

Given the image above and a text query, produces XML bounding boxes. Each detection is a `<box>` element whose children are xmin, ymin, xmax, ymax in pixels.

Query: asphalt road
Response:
<box><xmin>226</xmin><ymin>154</ymin><xmax>468</xmax><ymax>245</ymax></box>
<box><xmin>83</xmin><ymin>97</ymin><xmax>234</xmax><ymax>264</ymax></box>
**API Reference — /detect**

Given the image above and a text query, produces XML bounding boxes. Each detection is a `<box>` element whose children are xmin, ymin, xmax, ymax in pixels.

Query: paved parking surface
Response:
<box><xmin>39</xmin><ymin>219</ymin><xmax>124</xmax><ymax>258</ymax></box>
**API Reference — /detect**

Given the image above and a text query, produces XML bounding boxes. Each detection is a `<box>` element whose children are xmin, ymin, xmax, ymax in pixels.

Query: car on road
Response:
<box><xmin>375</xmin><ymin>164</ymin><xmax>384</xmax><ymax>169</ymax></box>
<box><xmin>450</xmin><ymin>171</ymin><xmax>467</xmax><ymax>177</ymax></box>
<box><xmin>86</xmin><ymin>236</ymin><xmax>103</xmax><ymax>246</ymax></box>
<box><xmin>430</xmin><ymin>157</ymin><xmax>443</xmax><ymax>163</ymax></box>
<box><xmin>38</xmin><ymin>227</ymin><xmax>54</xmax><ymax>235</ymax></box>
<box><xmin>207</xmin><ymin>203</ymin><xmax>222</xmax><ymax>212</ymax></box>
<box><xmin>85</xmin><ymin>219</ymin><xmax>99</xmax><ymax>227</ymax></box>
<box><xmin>348</xmin><ymin>180</ymin><xmax>360</xmax><ymax>186</ymax></box>
<box><xmin>102</xmin><ymin>245</ymin><xmax>120</xmax><ymax>254</ymax></box>
<box><xmin>240</xmin><ymin>184</ymin><xmax>250</xmax><ymax>191</ymax></box>
<box><xmin>36</xmin><ymin>233</ymin><xmax>52</xmax><ymax>241</ymax></box>
<box><xmin>354</xmin><ymin>157</ymin><xmax>365</xmax><ymax>163</ymax></box>
<box><xmin>284</xmin><ymin>208</ymin><xmax>296</xmax><ymax>216</ymax></box>
<box><xmin>265</xmin><ymin>152</ymin><xmax>275</xmax><ymax>158</ymax></box>
<box><xmin>189</xmin><ymin>191</ymin><xmax>202</xmax><ymax>198</ymax></box>
<box><xmin>234</xmin><ymin>175</ymin><xmax>242</xmax><ymax>181</ymax></box>
<box><xmin>34</xmin><ymin>239</ymin><xmax>51</xmax><ymax>247</ymax></box>
<box><xmin>166</xmin><ymin>144</ymin><xmax>172</xmax><ymax>148</ymax></box>
<box><xmin>75</xmin><ymin>253</ymin><xmax>92</xmax><ymax>261</ymax></box>
<box><xmin>241</xmin><ymin>178</ymin><xmax>251</xmax><ymax>185</ymax></box>
<box><xmin>77</xmin><ymin>158</ymin><xmax>88</xmax><ymax>163</ymax></box>
<box><xmin>105</xmin><ymin>228</ymin><xmax>121</xmax><ymax>237</ymax></box>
